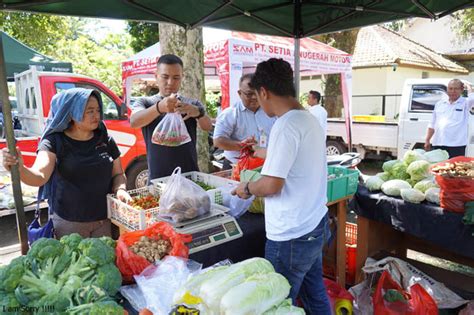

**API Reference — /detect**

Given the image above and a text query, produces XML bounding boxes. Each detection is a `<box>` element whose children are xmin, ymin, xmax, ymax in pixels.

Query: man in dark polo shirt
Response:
<box><xmin>130</xmin><ymin>54</ymin><xmax>212</xmax><ymax>181</ymax></box>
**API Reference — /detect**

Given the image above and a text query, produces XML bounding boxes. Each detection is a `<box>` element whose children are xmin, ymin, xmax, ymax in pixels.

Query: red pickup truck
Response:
<box><xmin>0</xmin><ymin>68</ymin><xmax>148</xmax><ymax>189</ymax></box>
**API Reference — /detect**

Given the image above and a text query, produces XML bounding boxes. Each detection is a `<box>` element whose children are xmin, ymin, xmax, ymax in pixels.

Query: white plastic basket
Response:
<box><xmin>107</xmin><ymin>185</ymin><xmax>162</xmax><ymax>231</ymax></box>
<box><xmin>151</xmin><ymin>171</ymin><xmax>238</xmax><ymax>205</ymax></box>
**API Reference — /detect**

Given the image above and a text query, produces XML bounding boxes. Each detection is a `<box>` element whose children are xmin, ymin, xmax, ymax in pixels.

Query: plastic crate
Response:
<box><xmin>107</xmin><ymin>185</ymin><xmax>162</xmax><ymax>231</ymax></box>
<box><xmin>212</xmin><ymin>169</ymin><xmax>233</xmax><ymax>179</ymax></box>
<box><xmin>327</xmin><ymin>167</ymin><xmax>359</xmax><ymax>203</ymax></box>
<box><xmin>323</xmin><ymin>222</ymin><xmax>358</xmax><ymax>284</ymax></box>
<box><xmin>345</xmin><ymin>223</ymin><xmax>357</xmax><ymax>284</ymax></box>
<box><xmin>151</xmin><ymin>171</ymin><xmax>238</xmax><ymax>205</ymax></box>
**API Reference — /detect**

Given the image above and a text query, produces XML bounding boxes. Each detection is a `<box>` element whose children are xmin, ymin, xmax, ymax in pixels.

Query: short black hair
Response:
<box><xmin>309</xmin><ymin>90</ymin><xmax>321</xmax><ymax>102</ymax></box>
<box><xmin>239</xmin><ymin>73</ymin><xmax>254</xmax><ymax>87</ymax></box>
<box><xmin>157</xmin><ymin>54</ymin><xmax>183</xmax><ymax>67</ymax></box>
<box><xmin>250</xmin><ymin>58</ymin><xmax>295</xmax><ymax>97</ymax></box>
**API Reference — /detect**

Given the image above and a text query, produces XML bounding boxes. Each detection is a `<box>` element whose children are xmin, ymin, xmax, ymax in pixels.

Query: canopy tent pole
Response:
<box><xmin>0</xmin><ymin>36</ymin><xmax>28</xmax><ymax>255</ymax></box>
<box><xmin>294</xmin><ymin>38</ymin><xmax>300</xmax><ymax>97</ymax></box>
<box><xmin>293</xmin><ymin>0</ymin><xmax>302</xmax><ymax>97</ymax></box>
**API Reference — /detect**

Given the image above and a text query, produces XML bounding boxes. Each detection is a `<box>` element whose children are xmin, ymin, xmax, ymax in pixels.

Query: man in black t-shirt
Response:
<box><xmin>130</xmin><ymin>54</ymin><xmax>212</xmax><ymax>181</ymax></box>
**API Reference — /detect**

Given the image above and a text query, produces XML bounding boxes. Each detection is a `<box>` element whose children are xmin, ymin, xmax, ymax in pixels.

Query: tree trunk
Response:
<box><xmin>315</xmin><ymin>29</ymin><xmax>359</xmax><ymax>118</ymax></box>
<box><xmin>159</xmin><ymin>23</ymin><xmax>210</xmax><ymax>173</ymax></box>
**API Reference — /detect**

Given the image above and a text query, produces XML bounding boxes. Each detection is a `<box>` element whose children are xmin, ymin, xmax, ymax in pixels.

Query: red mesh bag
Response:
<box><xmin>432</xmin><ymin>157</ymin><xmax>474</xmax><ymax>193</ymax></box>
<box><xmin>116</xmin><ymin>222</ymin><xmax>192</xmax><ymax>282</ymax></box>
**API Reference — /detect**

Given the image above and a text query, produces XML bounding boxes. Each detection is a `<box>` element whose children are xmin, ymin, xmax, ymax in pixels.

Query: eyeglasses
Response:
<box><xmin>240</xmin><ymin>90</ymin><xmax>256</xmax><ymax>98</ymax></box>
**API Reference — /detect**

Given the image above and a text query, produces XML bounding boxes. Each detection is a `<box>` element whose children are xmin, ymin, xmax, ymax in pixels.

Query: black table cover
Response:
<box><xmin>349</xmin><ymin>185</ymin><xmax>474</xmax><ymax>260</ymax></box>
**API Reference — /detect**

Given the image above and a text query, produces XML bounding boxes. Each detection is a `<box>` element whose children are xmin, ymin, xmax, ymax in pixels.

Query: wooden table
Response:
<box><xmin>351</xmin><ymin>186</ymin><xmax>474</xmax><ymax>284</ymax></box>
<box><xmin>327</xmin><ymin>195</ymin><xmax>353</xmax><ymax>287</ymax></box>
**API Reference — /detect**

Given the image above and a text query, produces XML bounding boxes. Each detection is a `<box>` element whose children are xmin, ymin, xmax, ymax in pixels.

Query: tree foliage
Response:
<box><xmin>451</xmin><ymin>8</ymin><xmax>473</xmax><ymax>41</ymax></box>
<box><xmin>314</xmin><ymin>29</ymin><xmax>359</xmax><ymax>118</ymax></box>
<box><xmin>0</xmin><ymin>12</ymin><xmax>132</xmax><ymax>94</ymax></box>
<box><xmin>127</xmin><ymin>21</ymin><xmax>159</xmax><ymax>53</ymax></box>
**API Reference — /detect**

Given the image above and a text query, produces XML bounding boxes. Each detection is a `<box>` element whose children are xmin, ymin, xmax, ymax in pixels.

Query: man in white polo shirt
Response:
<box><xmin>307</xmin><ymin>90</ymin><xmax>328</xmax><ymax>137</ymax></box>
<box><xmin>232</xmin><ymin>58</ymin><xmax>330</xmax><ymax>314</ymax></box>
<box><xmin>424</xmin><ymin>79</ymin><xmax>474</xmax><ymax>157</ymax></box>
<box><xmin>213</xmin><ymin>73</ymin><xmax>276</xmax><ymax>170</ymax></box>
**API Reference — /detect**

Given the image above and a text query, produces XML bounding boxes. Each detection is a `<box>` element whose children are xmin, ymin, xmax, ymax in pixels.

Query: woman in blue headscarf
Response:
<box><xmin>2</xmin><ymin>88</ymin><xmax>131</xmax><ymax>238</ymax></box>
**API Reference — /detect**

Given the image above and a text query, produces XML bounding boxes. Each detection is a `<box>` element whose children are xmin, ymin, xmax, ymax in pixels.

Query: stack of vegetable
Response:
<box><xmin>0</xmin><ymin>235</ymin><xmax>124</xmax><ymax>314</ymax></box>
<box><xmin>129</xmin><ymin>236</ymin><xmax>171</xmax><ymax>263</ymax></box>
<box><xmin>364</xmin><ymin>149</ymin><xmax>449</xmax><ymax>204</ymax></box>
<box><xmin>172</xmin><ymin>257</ymin><xmax>305</xmax><ymax>315</ymax></box>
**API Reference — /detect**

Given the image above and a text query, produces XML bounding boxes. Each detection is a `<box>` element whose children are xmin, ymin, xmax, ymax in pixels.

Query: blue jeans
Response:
<box><xmin>265</xmin><ymin>214</ymin><xmax>331</xmax><ymax>315</ymax></box>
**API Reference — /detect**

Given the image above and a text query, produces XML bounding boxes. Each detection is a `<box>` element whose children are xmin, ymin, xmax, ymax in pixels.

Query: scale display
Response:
<box><xmin>180</xmin><ymin>214</ymin><xmax>243</xmax><ymax>253</ymax></box>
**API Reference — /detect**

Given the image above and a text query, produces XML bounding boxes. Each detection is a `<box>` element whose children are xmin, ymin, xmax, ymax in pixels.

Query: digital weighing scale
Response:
<box><xmin>172</xmin><ymin>206</ymin><xmax>243</xmax><ymax>254</ymax></box>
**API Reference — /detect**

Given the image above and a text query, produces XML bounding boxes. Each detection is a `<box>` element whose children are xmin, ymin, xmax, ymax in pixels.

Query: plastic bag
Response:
<box><xmin>231</xmin><ymin>147</ymin><xmax>264</xmax><ymax>181</ymax></box>
<box><xmin>439</xmin><ymin>189</ymin><xmax>474</xmax><ymax>213</ymax></box>
<box><xmin>135</xmin><ymin>256</ymin><xmax>202</xmax><ymax>315</ymax></box>
<box><xmin>361</xmin><ymin>257</ymin><xmax>466</xmax><ymax>309</ymax></box>
<box><xmin>218</xmin><ymin>184</ymin><xmax>255</xmax><ymax>218</ymax></box>
<box><xmin>324</xmin><ymin>278</ymin><xmax>354</xmax><ymax>315</ymax></box>
<box><xmin>432</xmin><ymin>156</ymin><xmax>474</xmax><ymax>193</ymax></box>
<box><xmin>373</xmin><ymin>270</ymin><xmax>438</xmax><ymax>315</ymax></box>
<box><xmin>152</xmin><ymin>112</ymin><xmax>191</xmax><ymax>147</ymax></box>
<box><xmin>116</xmin><ymin>221</ymin><xmax>192</xmax><ymax>282</ymax></box>
<box><xmin>159</xmin><ymin>167</ymin><xmax>211</xmax><ymax>222</ymax></box>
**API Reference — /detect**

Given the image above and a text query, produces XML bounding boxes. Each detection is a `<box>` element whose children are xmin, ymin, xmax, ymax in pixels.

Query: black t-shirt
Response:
<box><xmin>132</xmin><ymin>94</ymin><xmax>204</xmax><ymax>180</ymax></box>
<box><xmin>38</xmin><ymin>131</ymin><xmax>120</xmax><ymax>222</ymax></box>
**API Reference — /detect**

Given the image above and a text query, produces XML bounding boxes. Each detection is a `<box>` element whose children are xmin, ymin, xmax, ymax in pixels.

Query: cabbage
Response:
<box><xmin>403</xmin><ymin>150</ymin><xmax>426</xmax><ymax>166</ymax></box>
<box><xmin>264</xmin><ymin>299</ymin><xmax>305</xmax><ymax>315</ymax></box>
<box><xmin>220</xmin><ymin>272</ymin><xmax>291</xmax><ymax>315</ymax></box>
<box><xmin>381</xmin><ymin>180</ymin><xmax>412</xmax><ymax>196</ymax></box>
<box><xmin>173</xmin><ymin>265</ymin><xmax>230</xmax><ymax>304</ymax></box>
<box><xmin>413</xmin><ymin>179</ymin><xmax>438</xmax><ymax>193</ymax></box>
<box><xmin>376</xmin><ymin>172</ymin><xmax>391</xmax><ymax>181</ymax></box>
<box><xmin>407</xmin><ymin>179</ymin><xmax>418</xmax><ymax>187</ymax></box>
<box><xmin>391</xmin><ymin>162</ymin><xmax>410</xmax><ymax>180</ymax></box>
<box><xmin>401</xmin><ymin>188</ymin><xmax>425</xmax><ymax>204</ymax></box>
<box><xmin>425</xmin><ymin>187</ymin><xmax>440</xmax><ymax>205</ymax></box>
<box><xmin>382</xmin><ymin>160</ymin><xmax>400</xmax><ymax>173</ymax></box>
<box><xmin>365</xmin><ymin>176</ymin><xmax>385</xmax><ymax>191</ymax></box>
<box><xmin>407</xmin><ymin>160</ymin><xmax>431</xmax><ymax>181</ymax></box>
<box><xmin>414</xmin><ymin>148</ymin><xmax>426</xmax><ymax>155</ymax></box>
<box><xmin>200</xmin><ymin>257</ymin><xmax>274</xmax><ymax>312</ymax></box>
<box><xmin>424</xmin><ymin>149</ymin><xmax>449</xmax><ymax>164</ymax></box>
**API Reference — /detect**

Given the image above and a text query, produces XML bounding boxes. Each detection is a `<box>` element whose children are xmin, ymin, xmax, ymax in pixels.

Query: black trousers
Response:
<box><xmin>432</xmin><ymin>145</ymin><xmax>466</xmax><ymax>158</ymax></box>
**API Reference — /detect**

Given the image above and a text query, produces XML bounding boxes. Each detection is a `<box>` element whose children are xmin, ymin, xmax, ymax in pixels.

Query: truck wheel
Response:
<box><xmin>326</xmin><ymin>140</ymin><xmax>346</xmax><ymax>156</ymax></box>
<box><xmin>126</xmin><ymin>160</ymin><xmax>148</xmax><ymax>190</ymax></box>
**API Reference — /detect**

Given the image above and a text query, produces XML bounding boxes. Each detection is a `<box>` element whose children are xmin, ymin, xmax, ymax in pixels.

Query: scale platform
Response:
<box><xmin>173</xmin><ymin>206</ymin><xmax>243</xmax><ymax>254</ymax></box>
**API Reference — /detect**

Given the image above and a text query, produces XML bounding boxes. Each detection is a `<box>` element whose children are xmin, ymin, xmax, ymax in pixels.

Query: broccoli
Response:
<box><xmin>68</xmin><ymin>300</ymin><xmax>124</xmax><ymax>315</ymax></box>
<box><xmin>0</xmin><ymin>291</ymin><xmax>21</xmax><ymax>308</ymax></box>
<box><xmin>60</xmin><ymin>233</ymin><xmax>83</xmax><ymax>253</ymax></box>
<box><xmin>99</xmin><ymin>236</ymin><xmax>117</xmax><ymax>249</ymax></box>
<box><xmin>77</xmin><ymin>238</ymin><xmax>115</xmax><ymax>267</ymax></box>
<box><xmin>0</xmin><ymin>256</ymin><xmax>27</xmax><ymax>292</ymax></box>
<box><xmin>91</xmin><ymin>263</ymin><xmax>122</xmax><ymax>296</ymax></box>
<box><xmin>73</xmin><ymin>285</ymin><xmax>111</xmax><ymax>306</ymax></box>
<box><xmin>27</xmin><ymin>238</ymin><xmax>64</xmax><ymax>263</ymax></box>
<box><xmin>33</xmin><ymin>293</ymin><xmax>70</xmax><ymax>313</ymax></box>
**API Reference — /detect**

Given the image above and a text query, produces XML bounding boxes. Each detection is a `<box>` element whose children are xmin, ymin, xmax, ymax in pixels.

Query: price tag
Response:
<box><xmin>259</xmin><ymin>132</ymin><xmax>268</xmax><ymax>148</ymax></box>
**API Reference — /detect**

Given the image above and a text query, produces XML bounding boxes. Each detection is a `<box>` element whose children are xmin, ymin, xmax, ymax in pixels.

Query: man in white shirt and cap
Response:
<box><xmin>213</xmin><ymin>73</ymin><xmax>276</xmax><ymax>170</ymax></box>
<box><xmin>307</xmin><ymin>90</ymin><xmax>327</xmax><ymax>138</ymax></box>
<box><xmin>424</xmin><ymin>79</ymin><xmax>474</xmax><ymax>157</ymax></box>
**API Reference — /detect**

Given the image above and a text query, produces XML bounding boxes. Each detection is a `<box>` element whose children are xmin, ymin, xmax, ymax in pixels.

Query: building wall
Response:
<box><xmin>299</xmin><ymin>66</ymin><xmax>466</xmax><ymax>119</ymax></box>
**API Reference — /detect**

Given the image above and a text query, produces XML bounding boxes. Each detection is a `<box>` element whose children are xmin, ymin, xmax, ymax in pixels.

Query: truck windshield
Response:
<box><xmin>55</xmin><ymin>82</ymin><xmax>121</xmax><ymax>120</ymax></box>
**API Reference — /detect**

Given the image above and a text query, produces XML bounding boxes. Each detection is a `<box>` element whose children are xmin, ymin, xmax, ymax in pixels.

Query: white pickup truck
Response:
<box><xmin>326</xmin><ymin>78</ymin><xmax>474</xmax><ymax>159</ymax></box>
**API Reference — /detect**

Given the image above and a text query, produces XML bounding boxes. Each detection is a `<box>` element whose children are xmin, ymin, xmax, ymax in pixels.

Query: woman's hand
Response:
<box><xmin>116</xmin><ymin>188</ymin><xmax>132</xmax><ymax>203</ymax></box>
<box><xmin>1</xmin><ymin>147</ymin><xmax>24</xmax><ymax>172</ymax></box>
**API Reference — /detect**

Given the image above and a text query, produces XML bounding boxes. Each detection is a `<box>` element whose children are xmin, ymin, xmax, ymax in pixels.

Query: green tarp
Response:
<box><xmin>0</xmin><ymin>0</ymin><xmax>472</xmax><ymax>37</ymax></box>
<box><xmin>1</xmin><ymin>31</ymin><xmax>72</xmax><ymax>79</ymax></box>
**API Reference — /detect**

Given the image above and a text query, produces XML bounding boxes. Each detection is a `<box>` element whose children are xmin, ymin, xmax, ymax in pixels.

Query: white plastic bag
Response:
<box><xmin>218</xmin><ymin>184</ymin><xmax>255</xmax><ymax>218</ymax></box>
<box><xmin>159</xmin><ymin>167</ymin><xmax>211</xmax><ymax>222</ymax></box>
<box><xmin>134</xmin><ymin>256</ymin><xmax>202</xmax><ymax>315</ymax></box>
<box><xmin>152</xmin><ymin>112</ymin><xmax>191</xmax><ymax>146</ymax></box>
